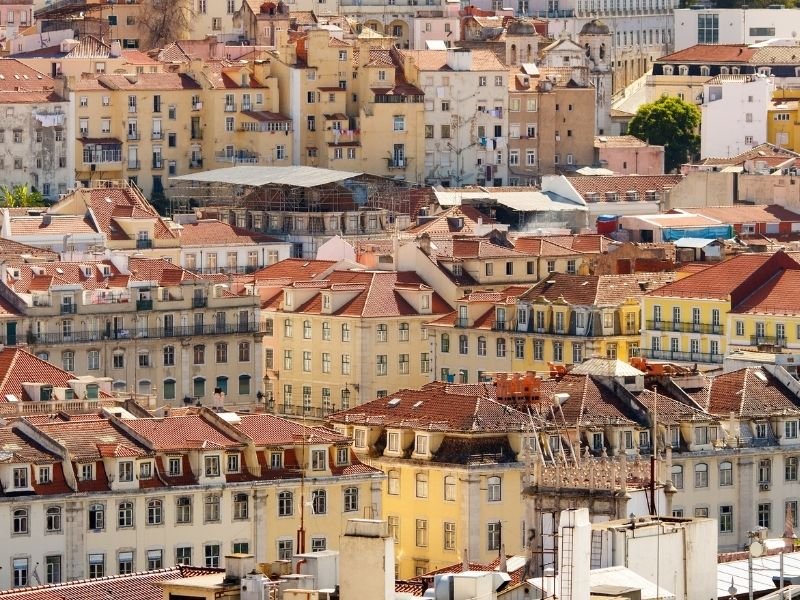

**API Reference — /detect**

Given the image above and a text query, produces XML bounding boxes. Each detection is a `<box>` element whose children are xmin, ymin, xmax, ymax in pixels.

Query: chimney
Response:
<box><xmin>339</xmin><ymin>520</ymin><xmax>394</xmax><ymax>600</ymax></box>
<box><xmin>224</xmin><ymin>554</ymin><xmax>256</xmax><ymax>583</ymax></box>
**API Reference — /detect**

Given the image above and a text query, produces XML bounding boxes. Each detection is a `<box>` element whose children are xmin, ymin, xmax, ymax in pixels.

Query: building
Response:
<box><xmin>400</xmin><ymin>48</ymin><xmax>510</xmax><ymax>187</ymax></box>
<box><xmin>700</xmin><ymin>74</ymin><xmax>774</xmax><ymax>159</ymax></box>
<box><xmin>328</xmin><ymin>381</ymin><xmax>535</xmax><ymax>578</ymax></box>
<box><xmin>617</xmin><ymin>211</ymin><xmax>733</xmax><ymax>244</ymax></box>
<box><xmin>0</xmin><ymin>407</ymin><xmax>382</xmax><ymax>589</ymax></box>
<box><xmin>559</xmin><ymin>174</ymin><xmax>685</xmax><ymax>217</ymax></box>
<box><xmin>256</xmin><ymin>263</ymin><xmax>449</xmax><ymax>415</ymax></box>
<box><xmin>173</xmin><ymin>215</ymin><xmax>292</xmax><ymax>274</ymax></box>
<box><xmin>640</xmin><ymin>251</ymin><xmax>800</xmax><ymax>365</ymax></box>
<box><xmin>0</xmin><ymin>59</ymin><xmax>74</xmax><ymax>202</ymax></box>
<box><xmin>672</xmin><ymin>7</ymin><xmax>800</xmax><ymax>51</ymax></box>
<box><xmin>0</xmin><ymin>254</ymin><xmax>263</xmax><ymax>406</ymax></box>
<box><xmin>594</xmin><ymin>135</ymin><xmax>665</xmax><ymax>175</ymax></box>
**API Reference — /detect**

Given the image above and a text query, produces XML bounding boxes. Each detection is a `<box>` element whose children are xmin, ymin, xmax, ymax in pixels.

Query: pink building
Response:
<box><xmin>595</xmin><ymin>135</ymin><xmax>665</xmax><ymax>175</ymax></box>
<box><xmin>0</xmin><ymin>0</ymin><xmax>32</xmax><ymax>37</ymax></box>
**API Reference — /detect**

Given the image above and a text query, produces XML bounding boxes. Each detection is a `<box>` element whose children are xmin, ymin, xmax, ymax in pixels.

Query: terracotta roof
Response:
<box><xmin>545</xmin><ymin>374</ymin><xmax>639</xmax><ymax>427</ymax></box>
<box><xmin>0</xmin><ymin>348</ymin><xmax>112</xmax><ymax>403</ymax></box>
<box><xmin>253</xmin><ymin>258</ymin><xmax>337</xmax><ymax>282</ymax></box>
<box><xmin>397</xmin><ymin>555</ymin><xmax>528</xmax><ymax>597</ymax></box>
<box><xmin>78</xmin><ymin>186</ymin><xmax>177</xmax><ymax>241</ymax></box>
<box><xmin>566</xmin><ymin>174</ymin><xmax>684</xmax><ymax>198</ymax></box>
<box><xmin>72</xmin><ymin>72</ymin><xmax>201</xmax><ymax>91</ymax></box>
<box><xmin>5</xmin><ymin>260</ymin><xmax>126</xmax><ymax>293</ymax></box>
<box><xmin>692</xmin><ymin>367</ymin><xmax>800</xmax><ymax>417</ymax></box>
<box><xmin>290</xmin><ymin>271</ymin><xmax>450</xmax><ymax>318</ymax></box>
<box><xmin>330</xmin><ymin>381</ymin><xmax>531</xmax><ymax>433</ymax></box>
<box><xmin>696</xmin><ymin>143</ymin><xmax>800</xmax><ymax>166</ymax></box>
<box><xmin>8</xmin><ymin>214</ymin><xmax>98</xmax><ymax>236</ymax></box>
<box><xmin>0</xmin><ymin>59</ymin><xmax>53</xmax><ymax>94</ymax></box>
<box><xmin>236</xmin><ymin>413</ymin><xmax>347</xmax><ymax>445</ymax></box>
<box><xmin>405</xmin><ymin>206</ymin><xmax>495</xmax><ymax>236</ymax></box>
<box><xmin>0</xmin><ymin>566</ymin><xmax>223</xmax><ymax>600</ymax></box>
<box><xmin>656</xmin><ymin>44</ymin><xmax>756</xmax><ymax>64</ymax></box>
<box><xmin>33</xmin><ymin>419</ymin><xmax>148</xmax><ymax>461</ymax></box>
<box><xmin>122</xmin><ymin>413</ymin><xmax>245</xmax><ymax>451</ymax></box>
<box><xmin>680</xmin><ymin>205</ymin><xmax>800</xmax><ymax>224</ymax></box>
<box><xmin>400</xmin><ymin>49</ymin><xmax>507</xmax><ymax>72</ymax></box>
<box><xmin>520</xmin><ymin>272</ymin><xmax>677</xmax><ymax>305</ymax></box>
<box><xmin>647</xmin><ymin>251</ymin><xmax>799</xmax><ymax>301</ymax></box>
<box><xmin>439</xmin><ymin>238</ymin><xmax>525</xmax><ymax>259</ymax></box>
<box><xmin>594</xmin><ymin>135</ymin><xmax>650</xmax><ymax>148</ymax></box>
<box><xmin>0</xmin><ymin>237</ymin><xmax>58</xmax><ymax>261</ymax></box>
<box><xmin>635</xmin><ymin>386</ymin><xmax>710</xmax><ymax>424</ymax></box>
<box><xmin>178</xmin><ymin>219</ymin><xmax>283</xmax><ymax>246</ymax></box>
<box><xmin>512</xmin><ymin>234</ymin><xmax>612</xmax><ymax>254</ymax></box>
<box><xmin>731</xmin><ymin>269</ymin><xmax>800</xmax><ymax>315</ymax></box>
<box><xmin>0</xmin><ymin>425</ymin><xmax>60</xmax><ymax>463</ymax></box>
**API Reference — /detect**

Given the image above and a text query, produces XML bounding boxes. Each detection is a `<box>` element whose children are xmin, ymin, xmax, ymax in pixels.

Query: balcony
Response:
<box><xmin>152</xmin><ymin>160</ymin><xmax>163</xmax><ymax>169</ymax></box>
<box><xmin>127</xmin><ymin>160</ymin><xmax>141</xmax><ymax>170</ymax></box>
<box><xmin>192</xmin><ymin>101</ymin><xmax>203</xmax><ymax>111</ymax></box>
<box><xmin>455</xmin><ymin>317</ymin><xmax>469</xmax><ymax>328</ymax></box>
<box><xmin>275</xmin><ymin>404</ymin><xmax>337</xmax><ymax>419</ymax></box>
<box><xmin>192</xmin><ymin>296</ymin><xmax>208</xmax><ymax>308</ymax></box>
<box><xmin>492</xmin><ymin>320</ymin><xmax>516</xmax><ymax>332</ymax></box>
<box><xmin>151</xmin><ymin>131</ymin><xmax>164</xmax><ymax>140</ymax></box>
<box><xmin>136</xmin><ymin>299</ymin><xmax>153</xmax><ymax>311</ymax></box>
<box><xmin>191</xmin><ymin>130</ymin><xmax>203</xmax><ymax>140</ymax></box>
<box><xmin>190</xmin><ymin>159</ymin><xmax>203</xmax><ymax>169</ymax></box>
<box><xmin>60</xmin><ymin>304</ymin><xmax>77</xmax><ymax>315</ymax></box>
<box><xmin>635</xmin><ymin>348</ymin><xmax>723</xmax><ymax>364</ymax></box>
<box><xmin>645</xmin><ymin>320</ymin><xmax>724</xmax><ymax>335</ymax></box>
<box><xmin>387</xmin><ymin>159</ymin><xmax>406</xmax><ymax>169</ymax></box>
<box><xmin>25</xmin><ymin>321</ymin><xmax>265</xmax><ymax>345</ymax></box>
<box><xmin>127</xmin><ymin>131</ymin><xmax>140</xmax><ymax>141</ymax></box>
<box><xmin>750</xmin><ymin>335</ymin><xmax>787</xmax><ymax>347</ymax></box>
<box><xmin>224</xmin><ymin>103</ymin><xmax>237</xmax><ymax>112</ymax></box>
<box><xmin>136</xmin><ymin>239</ymin><xmax>153</xmax><ymax>249</ymax></box>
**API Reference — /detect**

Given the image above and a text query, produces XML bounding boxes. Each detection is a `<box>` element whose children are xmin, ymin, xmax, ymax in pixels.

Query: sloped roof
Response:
<box><xmin>656</xmin><ymin>44</ymin><xmax>756</xmax><ymax>64</ymax></box>
<box><xmin>236</xmin><ymin>413</ymin><xmax>347</xmax><ymax>445</ymax></box>
<box><xmin>682</xmin><ymin>205</ymin><xmax>800</xmax><ymax>224</ymax></box>
<box><xmin>33</xmin><ymin>419</ymin><xmax>148</xmax><ymax>461</ymax></box>
<box><xmin>692</xmin><ymin>367</ymin><xmax>800</xmax><ymax>417</ymax></box>
<box><xmin>544</xmin><ymin>374</ymin><xmax>639</xmax><ymax>427</ymax></box>
<box><xmin>122</xmin><ymin>414</ymin><xmax>245</xmax><ymax>451</ymax></box>
<box><xmin>178</xmin><ymin>219</ymin><xmax>284</xmax><ymax>246</ymax></box>
<box><xmin>520</xmin><ymin>272</ymin><xmax>676</xmax><ymax>306</ymax></box>
<box><xmin>569</xmin><ymin>358</ymin><xmax>644</xmax><ymax>377</ymax></box>
<box><xmin>399</xmin><ymin>48</ymin><xmax>507</xmax><ymax>71</ymax></box>
<box><xmin>567</xmin><ymin>174</ymin><xmax>684</xmax><ymax>196</ymax></box>
<box><xmin>330</xmin><ymin>381</ymin><xmax>530</xmax><ymax>432</ymax></box>
<box><xmin>405</xmin><ymin>206</ymin><xmax>496</xmax><ymax>236</ymax></box>
<box><xmin>731</xmin><ymin>270</ymin><xmax>800</xmax><ymax>315</ymax></box>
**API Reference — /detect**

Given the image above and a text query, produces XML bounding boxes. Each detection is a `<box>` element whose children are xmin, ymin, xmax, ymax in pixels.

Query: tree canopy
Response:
<box><xmin>628</xmin><ymin>96</ymin><xmax>701</xmax><ymax>173</ymax></box>
<box><xmin>0</xmin><ymin>185</ymin><xmax>45</xmax><ymax>208</ymax></box>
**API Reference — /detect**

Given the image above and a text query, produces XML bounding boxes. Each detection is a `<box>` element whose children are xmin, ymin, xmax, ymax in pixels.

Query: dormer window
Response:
<box><xmin>311</xmin><ymin>449</ymin><xmax>326</xmax><ymax>471</ymax></box>
<box><xmin>786</xmin><ymin>420</ymin><xmax>798</xmax><ymax>439</ymax></box>
<box><xmin>421</xmin><ymin>294</ymin><xmax>431</xmax><ymax>310</ymax></box>
<box><xmin>755</xmin><ymin>422</ymin><xmax>768</xmax><ymax>439</ymax></box>
<box><xmin>167</xmin><ymin>457</ymin><xmax>182</xmax><ymax>476</ymax></box>
<box><xmin>699</xmin><ymin>65</ymin><xmax>710</xmax><ymax>76</ymax></box>
<box><xmin>270</xmin><ymin>451</ymin><xmax>283</xmax><ymax>469</ymax></box>
<box><xmin>38</xmin><ymin>465</ymin><xmax>51</xmax><ymax>484</ymax></box>
<box><xmin>415</xmin><ymin>434</ymin><xmax>429</xmax><ymax>455</ymax></box>
<box><xmin>639</xmin><ymin>431</ymin><xmax>650</xmax><ymax>449</ymax></box>
<box><xmin>591</xmin><ymin>432</ymin><xmax>603</xmax><ymax>451</ymax></box>
<box><xmin>119</xmin><ymin>461</ymin><xmax>134</xmax><ymax>482</ymax></box>
<box><xmin>284</xmin><ymin>291</ymin><xmax>293</xmax><ymax>308</ymax></box>
<box><xmin>337</xmin><ymin>447</ymin><xmax>349</xmax><ymax>465</ymax></box>
<box><xmin>81</xmin><ymin>464</ymin><xmax>94</xmax><ymax>481</ymax></box>
<box><xmin>139</xmin><ymin>461</ymin><xmax>152</xmax><ymax>480</ymax></box>
<box><xmin>678</xmin><ymin>65</ymin><xmax>689</xmax><ymax>76</ymax></box>
<box><xmin>452</xmin><ymin>263</ymin><xmax>462</xmax><ymax>276</ymax></box>
<box><xmin>322</xmin><ymin>294</ymin><xmax>331</xmax><ymax>310</ymax></box>
<box><xmin>204</xmin><ymin>455</ymin><xmax>221</xmax><ymax>477</ymax></box>
<box><xmin>13</xmin><ymin>467</ymin><xmax>28</xmax><ymax>488</ymax></box>
<box><xmin>387</xmin><ymin>431</ymin><xmax>400</xmax><ymax>452</ymax></box>
<box><xmin>226</xmin><ymin>453</ymin><xmax>240</xmax><ymax>473</ymax></box>
<box><xmin>662</xmin><ymin>65</ymin><xmax>674</xmax><ymax>76</ymax></box>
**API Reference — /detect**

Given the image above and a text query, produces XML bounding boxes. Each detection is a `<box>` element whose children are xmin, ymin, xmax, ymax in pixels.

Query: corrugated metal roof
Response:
<box><xmin>170</xmin><ymin>166</ymin><xmax>361</xmax><ymax>188</ymax></box>
<box><xmin>673</xmin><ymin>237</ymin><xmax>722</xmax><ymax>248</ymax></box>
<box><xmin>433</xmin><ymin>188</ymin><xmax>586</xmax><ymax>212</ymax></box>
<box><xmin>718</xmin><ymin>551</ymin><xmax>800</xmax><ymax>598</ymax></box>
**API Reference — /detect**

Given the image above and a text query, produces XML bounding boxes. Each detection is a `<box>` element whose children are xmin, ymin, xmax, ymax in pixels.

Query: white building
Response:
<box><xmin>701</xmin><ymin>73</ymin><xmax>774</xmax><ymax>159</ymax></box>
<box><xmin>409</xmin><ymin>10</ymin><xmax>461</xmax><ymax>50</ymax></box>
<box><xmin>0</xmin><ymin>60</ymin><xmax>74</xmax><ymax>202</ymax></box>
<box><xmin>401</xmin><ymin>48</ymin><xmax>510</xmax><ymax>187</ymax></box>
<box><xmin>673</xmin><ymin>8</ymin><xmax>800</xmax><ymax>52</ymax></box>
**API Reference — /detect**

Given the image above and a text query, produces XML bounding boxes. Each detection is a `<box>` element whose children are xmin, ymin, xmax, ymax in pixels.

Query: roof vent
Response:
<box><xmin>412</xmin><ymin>400</ymin><xmax>423</xmax><ymax>409</ymax></box>
<box><xmin>387</xmin><ymin>398</ymin><xmax>401</xmax><ymax>407</ymax></box>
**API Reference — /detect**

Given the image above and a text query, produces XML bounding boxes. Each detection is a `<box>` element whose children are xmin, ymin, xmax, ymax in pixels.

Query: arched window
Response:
<box><xmin>477</xmin><ymin>336</ymin><xmax>487</xmax><ymax>356</ymax></box>
<box><xmin>694</xmin><ymin>463</ymin><xmax>708</xmax><ymax>488</ymax></box>
<box><xmin>278</xmin><ymin>490</ymin><xmax>293</xmax><ymax>516</ymax></box>
<box><xmin>441</xmin><ymin>333</ymin><xmax>450</xmax><ymax>353</ymax></box>
<box><xmin>46</xmin><ymin>506</ymin><xmax>62</xmax><ymax>532</ymax></box>
<box><xmin>147</xmin><ymin>499</ymin><xmax>163</xmax><ymax>525</ymax></box>
<box><xmin>12</xmin><ymin>508</ymin><xmax>28</xmax><ymax>534</ymax></box>
<box><xmin>312</xmin><ymin>489</ymin><xmax>327</xmax><ymax>514</ymax></box>
<box><xmin>233</xmin><ymin>493</ymin><xmax>249</xmax><ymax>520</ymax></box>
<box><xmin>671</xmin><ymin>465</ymin><xmax>683</xmax><ymax>489</ymax></box>
<box><xmin>719</xmin><ymin>461</ymin><xmax>733</xmax><ymax>486</ymax></box>
<box><xmin>487</xmin><ymin>476</ymin><xmax>502</xmax><ymax>502</ymax></box>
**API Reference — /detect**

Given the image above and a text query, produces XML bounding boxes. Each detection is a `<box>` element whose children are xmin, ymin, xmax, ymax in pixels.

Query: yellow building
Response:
<box><xmin>254</xmin><ymin>260</ymin><xmax>449</xmax><ymax>414</ymax></box>
<box><xmin>329</xmin><ymin>381</ymin><xmax>532</xmax><ymax>579</ymax></box>
<box><xmin>768</xmin><ymin>99</ymin><xmax>798</xmax><ymax>151</ymax></box>
<box><xmin>269</xmin><ymin>28</ymin><xmax>425</xmax><ymax>181</ymax></box>
<box><xmin>641</xmin><ymin>251</ymin><xmax>800</xmax><ymax>365</ymax></box>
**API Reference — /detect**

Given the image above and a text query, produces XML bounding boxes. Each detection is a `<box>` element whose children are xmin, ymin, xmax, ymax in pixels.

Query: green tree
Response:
<box><xmin>628</xmin><ymin>96</ymin><xmax>701</xmax><ymax>173</ymax></box>
<box><xmin>0</xmin><ymin>184</ymin><xmax>45</xmax><ymax>208</ymax></box>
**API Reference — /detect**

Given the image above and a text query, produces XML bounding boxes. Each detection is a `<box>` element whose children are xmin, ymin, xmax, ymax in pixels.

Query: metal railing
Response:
<box><xmin>192</xmin><ymin>297</ymin><xmax>207</xmax><ymax>308</ymax></box>
<box><xmin>635</xmin><ymin>347</ymin><xmax>723</xmax><ymax>364</ymax></box>
<box><xmin>25</xmin><ymin>322</ymin><xmax>264</xmax><ymax>345</ymax></box>
<box><xmin>136</xmin><ymin>299</ymin><xmax>153</xmax><ymax>311</ymax></box>
<box><xmin>750</xmin><ymin>335</ymin><xmax>787</xmax><ymax>347</ymax></box>
<box><xmin>60</xmin><ymin>304</ymin><xmax>77</xmax><ymax>314</ymax></box>
<box><xmin>645</xmin><ymin>320</ymin><xmax>723</xmax><ymax>335</ymax></box>
<box><xmin>136</xmin><ymin>239</ymin><xmax>153</xmax><ymax>249</ymax></box>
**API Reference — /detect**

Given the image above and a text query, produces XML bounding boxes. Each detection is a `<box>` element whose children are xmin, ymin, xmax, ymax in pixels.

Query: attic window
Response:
<box><xmin>452</xmin><ymin>263</ymin><xmax>462</xmax><ymax>276</ymax></box>
<box><xmin>387</xmin><ymin>398</ymin><xmax>401</xmax><ymax>407</ymax></box>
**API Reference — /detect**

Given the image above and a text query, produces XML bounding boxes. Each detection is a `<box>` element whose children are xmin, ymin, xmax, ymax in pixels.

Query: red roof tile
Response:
<box><xmin>253</xmin><ymin>258</ymin><xmax>337</xmax><ymax>282</ymax></box>
<box><xmin>33</xmin><ymin>419</ymin><xmax>148</xmax><ymax>461</ymax></box>
<box><xmin>657</xmin><ymin>44</ymin><xmax>756</xmax><ymax>64</ymax></box>
<box><xmin>122</xmin><ymin>414</ymin><xmax>245</xmax><ymax>451</ymax></box>
<box><xmin>693</xmin><ymin>367</ymin><xmax>800</xmax><ymax>417</ymax></box>
<box><xmin>405</xmin><ymin>206</ymin><xmax>495</xmax><ymax>237</ymax></box>
<box><xmin>680</xmin><ymin>205</ymin><xmax>800</xmax><ymax>225</ymax></box>
<box><xmin>179</xmin><ymin>219</ymin><xmax>284</xmax><ymax>246</ymax></box>
<box><xmin>520</xmin><ymin>272</ymin><xmax>677</xmax><ymax>305</ymax></box>
<box><xmin>732</xmin><ymin>269</ymin><xmax>800</xmax><ymax>315</ymax></box>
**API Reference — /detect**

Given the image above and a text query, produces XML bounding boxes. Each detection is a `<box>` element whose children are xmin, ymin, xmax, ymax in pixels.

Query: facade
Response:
<box><xmin>0</xmin><ymin>408</ymin><xmax>382</xmax><ymax>589</ymax></box>
<box><xmin>640</xmin><ymin>251</ymin><xmax>800</xmax><ymax>365</ymax></box>
<box><xmin>0</xmin><ymin>60</ymin><xmax>74</xmax><ymax>202</ymax></box>
<box><xmin>256</xmin><ymin>262</ymin><xmax>449</xmax><ymax>415</ymax></box>
<box><xmin>400</xmin><ymin>48</ymin><xmax>510</xmax><ymax>187</ymax></box>
<box><xmin>700</xmin><ymin>74</ymin><xmax>773</xmax><ymax>159</ymax></box>
<box><xmin>0</xmin><ymin>255</ymin><xmax>263</xmax><ymax>406</ymax></box>
<box><xmin>594</xmin><ymin>135</ymin><xmax>665</xmax><ymax>175</ymax></box>
<box><xmin>672</xmin><ymin>8</ymin><xmax>800</xmax><ymax>52</ymax></box>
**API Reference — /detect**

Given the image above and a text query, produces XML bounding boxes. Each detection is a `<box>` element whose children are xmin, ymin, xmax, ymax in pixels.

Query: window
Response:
<box><xmin>342</xmin><ymin>323</ymin><xmax>350</xmax><ymax>341</ymax></box>
<box><xmin>496</xmin><ymin>338</ymin><xmax>506</xmax><ymax>357</ymax></box>
<box><xmin>88</xmin><ymin>503</ymin><xmax>104</xmax><ymax>530</ymax></box>
<box><xmin>216</xmin><ymin>342</ymin><xmax>228</xmax><ymax>363</ymax></box>
<box><xmin>487</xmin><ymin>476</ymin><xmax>501</xmax><ymax>501</ymax></box>
<box><xmin>393</xmin><ymin>115</ymin><xmax>405</xmax><ymax>131</ymax></box>
<box><xmin>12</xmin><ymin>508</ymin><xmax>28</xmax><ymax>534</ymax></box>
<box><xmin>671</xmin><ymin>465</ymin><xmax>683</xmax><ymax>489</ymax></box>
<box><xmin>441</xmin><ymin>333</ymin><xmax>450</xmax><ymax>353</ymax></box>
<box><xmin>377</xmin><ymin>355</ymin><xmax>388</xmax><ymax>376</ymax></box>
<box><xmin>204</xmin><ymin>544</ymin><xmax>220</xmax><ymax>568</ymax></box>
<box><xmin>204</xmin><ymin>455</ymin><xmax>220</xmax><ymax>477</ymax></box>
<box><xmin>444</xmin><ymin>522</ymin><xmax>456</xmax><ymax>550</ymax></box>
<box><xmin>376</xmin><ymin>323</ymin><xmax>388</xmax><ymax>342</ymax></box>
<box><xmin>694</xmin><ymin>463</ymin><xmax>708</xmax><ymax>488</ymax></box>
<box><xmin>193</xmin><ymin>344</ymin><xmax>205</xmax><ymax>365</ymax></box>
<box><xmin>176</xmin><ymin>497</ymin><xmax>192</xmax><ymax>524</ymax></box>
<box><xmin>758</xmin><ymin>503</ymin><xmax>771</xmax><ymax>530</ymax></box>
<box><xmin>12</xmin><ymin>558</ymin><xmax>28</xmax><ymax>587</ymax></box>
<box><xmin>277</xmin><ymin>540</ymin><xmax>293</xmax><ymax>561</ymax></box>
<box><xmin>204</xmin><ymin>494</ymin><xmax>220</xmax><ymax>523</ymax></box>
<box><xmin>787</xmin><ymin>421</ymin><xmax>798</xmax><ymax>439</ymax></box>
<box><xmin>787</xmin><ymin>457</ymin><xmax>798</xmax><ymax>481</ymax></box>
<box><xmin>719</xmin><ymin>461</ymin><xmax>733</xmax><ymax>486</ymax></box>
<box><xmin>45</xmin><ymin>555</ymin><xmax>61</xmax><ymax>584</ymax></box>
<box><xmin>416</xmin><ymin>473</ymin><xmax>428</xmax><ymax>498</ymax></box>
<box><xmin>13</xmin><ymin>467</ymin><xmax>27</xmax><ymax>488</ymax></box>
<box><xmin>46</xmin><ymin>506</ymin><xmax>62</xmax><ymax>532</ymax></box>
<box><xmin>88</xmin><ymin>553</ymin><xmax>105</xmax><ymax>579</ymax></box>
<box><xmin>146</xmin><ymin>549</ymin><xmax>163</xmax><ymax>571</ymax></box>
<box><xmin>760</xmin><ymin>458</ymin><xmax>772</xmax><ymax>484</ymax></box>
<box><xmin>478</xmin><ymin>76</ymin><xmax>487</xmax><ymax>86</ymax></box>
<box><xmin>488</xmin><ymin>522</ymin><xmax>501</xmax><ymax>551</ymax></box>
<box><xmin>234</xmin><ymin>493</ymin><xmax>249</xmax><ymax>520</ymax></box>
<box><xmin>388</xmin><ymin>470</ymin><xmax>400</xmax><ymax>495</ymax></box>
<box><xmin>117</xmin><ymin>501</ymin><xmax>133</xmax><ymax>528</ymax></box>
<box><xmin>343</xmin><ymin>487</ymin><xmax>358</xmax><ymax>512</ymax></box>
<box><xmin>278</xmin><ymin>491</ymin><xmax>293</xmax><ymax>516</ymax></box>
<box><xmin>416</xmin><ymin>519</ymin><xmax>428</xmax><ymax>546</ymax></box>
<box><xmin>416</xmin><ymin>434</ymin><xmax>428</xmax><ymax>455</ymax></box>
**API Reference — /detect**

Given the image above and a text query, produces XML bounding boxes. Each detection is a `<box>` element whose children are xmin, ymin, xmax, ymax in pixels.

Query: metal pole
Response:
<box><xmin>780</xmin><ymin>550</ymin><xmax>785</xmax><ymax>600</ymax></box>
<box><xmin>749</xmin><ymin>553</ymin><xmax>754</xmax><ymax>600</ymax></box>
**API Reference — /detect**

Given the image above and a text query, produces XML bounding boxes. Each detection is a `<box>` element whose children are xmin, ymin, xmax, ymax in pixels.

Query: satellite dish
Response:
<box><xmin>749</xmin><ymin>540</ymin><xmax>764</xmax><ymax>558</ymax></box>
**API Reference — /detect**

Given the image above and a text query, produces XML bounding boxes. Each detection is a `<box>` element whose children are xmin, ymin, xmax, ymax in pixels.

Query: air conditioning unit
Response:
<box><xmin>759</xmin><ymin>482</ymin><xmax>770</xmax><ymax>491</ymax></box>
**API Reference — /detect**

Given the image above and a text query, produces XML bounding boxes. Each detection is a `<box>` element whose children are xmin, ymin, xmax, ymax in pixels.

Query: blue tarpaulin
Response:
<box><xmin>662</xmin><ymin>225</ymin><xmax>732</xmax><ymax>242</ymax></box>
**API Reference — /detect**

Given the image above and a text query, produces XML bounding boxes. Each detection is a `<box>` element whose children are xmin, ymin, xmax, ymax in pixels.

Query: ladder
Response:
<box><xmin>560</xmin><ymin>525</ymin><xmax>575</xmax><ymax>600</ymax></box>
